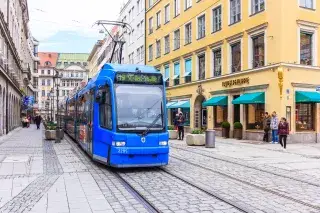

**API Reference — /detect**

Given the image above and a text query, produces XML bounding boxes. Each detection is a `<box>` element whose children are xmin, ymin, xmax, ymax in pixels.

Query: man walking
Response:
<box><xmin>177</xmin><ymin>113</ymin><xmax>185</xmax><ymax>140</ymax></box>
<box><xmin>263</xmin><ymin>112</ymin><xmax>271</xmax><ymax>142</ymax></box>
<box><xmin>270</xmin><ymin>111</ymin><xmax>279</xmax><ymax>144</ymax></box>
<box><xmin>34</xmin><ymin>114</ymin><xmax>42</xmax><ymax>130</ymax></box>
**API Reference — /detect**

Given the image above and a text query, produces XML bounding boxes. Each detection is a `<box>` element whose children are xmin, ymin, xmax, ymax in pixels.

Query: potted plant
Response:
<box><xmin>186</xmin><ymin>129</ymin><xmax>205</xmax><ymax>146</ymax></box>
<box><xmin>221</xmin><ymin>121</ymin><xmax>230</xmax><ymax>138</ymax></box>
<box><xmin>233</xmin><ymin>122</ymin><xmax>243</xmax><ymax>140</ymax></box>
<box><xmin>168</xmin><ymin>126</ymin><xmax>178</xmax><ymax>139</ymax></box>
<box><xmin>45</xmin><ymin>122</ymin><xmax>57</xmax><ymax>140</ymax></box>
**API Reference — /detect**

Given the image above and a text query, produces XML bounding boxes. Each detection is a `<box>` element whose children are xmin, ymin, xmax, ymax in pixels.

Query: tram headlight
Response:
<box><xmin>113</xmin><ymin>141</ymin><xmax>126</xmax><ymax>147</ymax></box>
<box><xmin>159</xmin><ymin>141</ymin><xmax>168</xmax><ymax>146</ymax></box>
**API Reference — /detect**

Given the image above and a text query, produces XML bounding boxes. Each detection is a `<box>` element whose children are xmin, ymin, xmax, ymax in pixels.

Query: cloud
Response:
<box><xmin>28</xmin><ymin>0</ymin><xmax>123</xmax><ymax>51</ymax></box>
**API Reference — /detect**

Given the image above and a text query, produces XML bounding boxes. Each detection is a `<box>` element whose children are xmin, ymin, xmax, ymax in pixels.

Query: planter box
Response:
<box><xmin>222</xmin><ymin>128</ymin><xmax>230</xmax><ymax>138</ymax></box>
<box><xmin>45</xmin><ymin>130</ymin><xmax>56</xmax><ymax>140</ymax></box>
<box><xmin>234</xmin><ymin>129</ymin><xmax>243</xmax><ymax>140</ymax></box>
<box><xmin>168</xmin><ymin>130</ymin><xmax>178</xmax><ymax>139</ymax></box>
<box><xmin>186</xmin><ymin>134</ymin><xmax>205</xmax><ymax>146</ymax></box>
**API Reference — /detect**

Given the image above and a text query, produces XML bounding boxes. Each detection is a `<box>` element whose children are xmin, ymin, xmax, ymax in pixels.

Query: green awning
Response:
<box><xmin>296</xmin><ymin>91</ymin><xmax>320</xmax><ymax>103</ymax></box>
<box><xmin>173</xmin><ymin>75</ymin><xmax>179</xmax><ymax>79</ymax></box>
<box><xmin>202</xmin><ymin>96</ymin><xmax>228</xmax><ymax>107</ymax></box>
<box><xmin>164</xmin><ymin>77</ymin><xmax>169</xmax><ymax>81</ymax></box>
<box><xmin>232</xmin><ymin>92</ymin><xmax>265</xmax><ymax>104</ymax></box>
<box><xmin>166</xmin><ymin>101</ymin><xmax>177</xmax><ymax>108</ymax></box>
<box><xmin>168</xmin><ymin>100</ymin><xmax>190</xmax><ymax>109</ymax></box>
<box><xmin>183</xmin><ymin>71</ymin><xmax>191</xmax><ymax>77</ymax></box>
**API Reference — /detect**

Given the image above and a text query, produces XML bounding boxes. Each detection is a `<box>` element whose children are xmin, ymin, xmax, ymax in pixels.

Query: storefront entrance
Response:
<box><xmin>233</xmin><ymin>95</ymin><xmax>240</xmax><ymax>123</ymax></box>
<box><xmin>194</xmin><ymin>95</ymin><xmax>206</xmax><ymax>129</ymax></box>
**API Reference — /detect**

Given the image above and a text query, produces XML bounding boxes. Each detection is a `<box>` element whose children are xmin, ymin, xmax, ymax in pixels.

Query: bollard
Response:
<box><xmin>205</xmin><ymin>130</ymin><xmax>215</xmax><ymax>148</ymax></box>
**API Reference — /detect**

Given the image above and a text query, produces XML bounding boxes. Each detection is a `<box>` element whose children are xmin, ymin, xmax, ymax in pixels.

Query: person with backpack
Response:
<box><xmin>177</xmin><ymin>113</ymin><xmax>185</xmax><ymax>140</ymax></box>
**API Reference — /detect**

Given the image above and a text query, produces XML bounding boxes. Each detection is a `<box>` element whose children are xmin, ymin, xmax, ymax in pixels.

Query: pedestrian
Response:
<box><xmin>34</xmin><ymin>114</ymin><xmax>42</xmax><ymax>130</ymax></box>
<box><xmin>278</xmin><ymin>117</ymin><xmax>289</xmax><ymax>150</ymax></box>
<box><xmin>262</xmin><ymin>112</ymin><xmax>271</xmax><ymax>142</ymax></box>
<box><xmin>177</xmin><ymin>112</ymin><xmax>185</xmax><ymax>140</ymax></box>
<box><xmin>270</xmin><ymin>111</ymin><xmax>279</xmax><ymax>144</ymax></box>
<box><xmin>174</xmin><ymin>113</ymin><xmax>179</xmax><ymax>131</ymax></box>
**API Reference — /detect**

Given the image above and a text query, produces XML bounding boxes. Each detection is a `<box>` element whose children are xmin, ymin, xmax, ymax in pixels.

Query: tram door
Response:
<box><xmin>88</xmin><ymin>90</ymin><xmax>94</xmax><ymax>155</ymax></box>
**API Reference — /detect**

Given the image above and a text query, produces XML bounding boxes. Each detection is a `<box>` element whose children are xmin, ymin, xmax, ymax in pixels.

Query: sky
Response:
<box><xmin>28</xmin><ymin>0</ymin><xmax>124</xmax><ymax>53</ymax></box>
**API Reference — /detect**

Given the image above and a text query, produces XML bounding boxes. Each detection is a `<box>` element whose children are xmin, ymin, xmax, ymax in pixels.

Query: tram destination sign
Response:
<box><xmin>115</xmin><ymin>72</ymin><xmax>163</xmax><ymax>85</ymax></box>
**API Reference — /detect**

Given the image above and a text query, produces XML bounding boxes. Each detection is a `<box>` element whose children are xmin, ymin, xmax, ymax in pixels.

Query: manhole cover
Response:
<box><xmin>2</xmin><ymin>155</ymin><xmax>30</xmax><ymax>163</ymax></box>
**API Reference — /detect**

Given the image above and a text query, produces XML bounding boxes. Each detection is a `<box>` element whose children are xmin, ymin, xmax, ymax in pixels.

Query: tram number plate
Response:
<box><xmin>118</xmin><ymin>148</ymin><xmax>128</xmax><ymax>154</ymax></box>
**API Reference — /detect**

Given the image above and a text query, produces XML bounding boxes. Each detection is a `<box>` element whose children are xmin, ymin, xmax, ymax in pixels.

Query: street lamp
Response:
<box><xmin>53</xmin><ymin>71</ymin><xmax>63</xmax><ymax>143</ymax></box>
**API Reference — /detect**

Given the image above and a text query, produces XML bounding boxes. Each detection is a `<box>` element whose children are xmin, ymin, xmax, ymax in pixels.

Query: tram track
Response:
<box><xmin>157</xmin><ymin>167</ymin><xmax>251</xmax><ymax>213</ymax></box>
<box><xmin>169</xmin><ymin>154</ymin><xmax>320</xmax><ymax>212</ymax></box>
<box><xmin>171</xmin><ymin>143</ymin><xmax>320</xmax><ymax>187</ymax></box>
<box><xmin>64</xmin><ymin>134</ymin><xmax>159</xmax><ymax>213</ymax></box>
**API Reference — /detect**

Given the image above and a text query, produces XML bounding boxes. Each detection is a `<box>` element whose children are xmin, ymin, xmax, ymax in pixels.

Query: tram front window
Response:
<box><xmin>115</xmin><ymin>84</ymin><xmax>164</xmax><ymax>132</ymax></box>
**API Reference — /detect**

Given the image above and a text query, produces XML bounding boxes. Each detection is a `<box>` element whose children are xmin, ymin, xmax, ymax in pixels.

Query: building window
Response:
<box><xmin>214</xmin><ymin>106</ymin><xmax>228</xmax><ymax>128</ymax></box>
<box><xmin>165</xmin><ymin>65</ymin><xmax>170</xmax><ymax>87</ymax></box>
<box><xmin>62</xmin><ymin>90</ymin><xmax>65</xmax><ymax>96</ymax></box>
<box><xmin>165</xmin><ymin>4</ymin><xmax>170</xmax><ymax>23</ymax></box>
<box><xmin>197</xmin><ymin>15</ymin><xmax>205</xmax><ymax>39</ymax></box>
<box><xmin>47</xmin><ymin>79</ymin><xmax>51</xmax><ymax>86</ymax></box>
<box><xmin>174</xmin><ymin>62</ymin><xmax>180</xmax><ymax>85</ymax></box>
<box><xmin>41</xmin><ymin>70</ymin><xmax>44</xmax><ymax>74</ymax></box>
<box><xmin>64</xmin><ymin>62</ymin><xmax>68</xmax><ymax>66</ymax></box>
<box><xmin>230</xmin><ymin>0</ymin><xmax>241</xmax><ymax>24</ymax></box>
<box><xmin>42</xmin><ymin>79</ymin><xmax>45</xmax><ymax>86</ymax></box>
<box><xmin>174</xmin><ymin>29</ymin><xmax>180</xmax><ymax>50</ymax></box>
<box><xmin>140</xmin><ymin>46</ymin><xmax>144</xmax><ymax>61</ymax></box>
<box><xmin>83</xmin><ymin>62</ymin><xmax>87</xmax><ymax>66</ymax></box>
<box><xmin>67</xmin><ymin>80</ymin><xmax>70</xmax><ymax>87</ymax></box>
<box><xmin>62</xmin><ymin>80</ymin><xmax>66</xmax><ymax>87</ymax></box>
<box><xmin>246</xmin><ymin>104</ymin><xmax>265</xmax><ymax>130</ymax></box>
<box><xmin>252</xmin><ymin>34</ymin><xmax>265</xmax><ymax>68</ymax></box>
<box><xmin>165</xmin><ymin>35</ymin><xmax>170</xmax><ymax>54</ymax></box>
<box><xmin>149</xmin><ymin>17</ymin><xmax>153</xmax><ymax>34</ymax></box>
<box><xmin>42</xmin><ymin>90</ymin><xmax>45</xmax><ymax>96</ymax></box>
<box><xmin>185</xmin><ymin>0</ymin><xmax>192</xmax><ymax>9</ymax></box>
<box><xmin>137</xmin><ymin>48</ymin><xmax>141</xmax><ymax>62</ymax></box>
<box><xmin>198</xmin><ymin>54</ymin><xmax>205</xmax><ymax>80</ymax></box>
<box><xmin>185</xmin><ymin>23</ymin><xmax>192</xmax><ymax>45</ymax></box>
<box><xmin>300</xmin><ymin>32</ymin><xmax>313</xmax><ymax>65</ymax></box>
<box><xmin>252</xmin><ymin>0</ymin><xmax>265</xmax><ymax>14</ymax></box>
<box><xmin>300</xmin><ymin>0</ymin><xmax>314</xmax><ymax>9</ymax></box>
<box><xmin>185</xmin><ymin>58</ymin><xmax>192</xmax><ymax>83</ymax></box>
<box><xmin>231</xmin><ymin>42</ymin><xmax>241</xmax><ymax>73</ymax></box>
<box><xmin>47</xmin><ymin>70</ymin><xmax>51</xmax><ymax>75</ymax></box>
<box><xmin>213</xmin><ymin>48</ymin><xmax>222</xmax><ymax>76</ymax></box>
<box><xmin>148</xmin><ymin>0</ymin><xmax>153</xmax><ymax>8</ymax></box>
<box><xmin>212</xmin><ymin>6</ymin><xmax>222</xmax><ymax>33</ymax></box>
<box><xmin>156</xmin><ymin>11</ymin><xmax>161</xmax><ymax>28</ymax></box>
<box><xmin>99</xmin><ymin>87</ymin><xmax>112</xmax><ymax>129</ymax></box>
<box><xmin>174</xmin><ymin>0</ymin><xmax>180</xmax><ymax>17</ymax></box>
<box><xmin>156</xmin><ymin>40</ymin><xmax>161</xmax><ymax>58</ymax></box>
<box><xmin>296</xmin><ymin>103</ymin><xmax>314</xmax><ymax>131</ymax></box>
<box><xmin>148</xmin><ymin>44</ymin><xmax>153</xmax><ymax>61</ymax></box>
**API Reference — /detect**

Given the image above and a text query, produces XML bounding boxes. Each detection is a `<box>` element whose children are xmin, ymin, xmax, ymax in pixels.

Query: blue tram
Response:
<box><xmin>64</xmin><ymin>63</ymin><xmax>169</xmax><ymax>167</ymax></box>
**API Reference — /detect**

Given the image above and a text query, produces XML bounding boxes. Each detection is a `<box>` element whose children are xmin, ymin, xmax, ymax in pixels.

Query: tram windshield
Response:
<box><xmin>115</xmin><ymin>84</ymin><xmax>164</xmax><ymax>132</ymax></box>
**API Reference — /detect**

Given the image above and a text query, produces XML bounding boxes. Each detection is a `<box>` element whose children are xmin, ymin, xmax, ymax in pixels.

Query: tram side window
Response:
<box><xmin>99</xmin><ymin>87</ymin><xmax>112</xmax><ymax>129</ymax></box>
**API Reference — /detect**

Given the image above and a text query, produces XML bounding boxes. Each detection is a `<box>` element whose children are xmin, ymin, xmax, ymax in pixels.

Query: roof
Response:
<box><xmin>38</xmin><ymin>52</ymin><xmax>59</xmax><ymax>67</ymax></box>
<box><xmin>57</xmin><ymin>53</ymin><xmax>89</xmax><ymax>62</ymax></box>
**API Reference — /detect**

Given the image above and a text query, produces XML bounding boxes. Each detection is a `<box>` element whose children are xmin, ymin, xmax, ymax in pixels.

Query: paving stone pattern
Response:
<box><xmin>171</xmin><ymin>147</ymin><xmax>320</xmax><ymax>208</ymax></box>
<box><xmin>119</xmin><ymin>169</ymin><xmax>243</xmax><ymax>213</ymax></box>
<box><xmin>165</xmin><ymin>158</ymin><xmax>318</xmax><ymax>213</ymax></box>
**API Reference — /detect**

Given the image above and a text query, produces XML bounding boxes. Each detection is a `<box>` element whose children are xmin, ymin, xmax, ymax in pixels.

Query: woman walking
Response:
<box><xmin>278</xmin><ymin>117</ymin><xmax>289</xmax><ymax>150</ymax></box>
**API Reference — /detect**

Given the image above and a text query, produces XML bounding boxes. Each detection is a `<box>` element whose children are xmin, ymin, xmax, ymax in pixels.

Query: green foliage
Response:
<box><xmin>45</xmin><ymin>122</ymin><xmax>57</xmax><ymax>130</ymax></box>
<box><xmin>221</xmin><ymin>121</ymin><xmax>230</xmax><ymax>129</ymax></box>
<box><xmin>234</xmin><ymin>122</ymin><xmax>243</xmax><ymax>129</ymax></box>
<box><xmin>192</xmin><ymin>129</ymin><xmax>204</xmax><ymax>134</ymax></box>
<box><xmin>168</xmin><ymin>126</ymin><xmax>174</xmax><ymax>130</ymax></box>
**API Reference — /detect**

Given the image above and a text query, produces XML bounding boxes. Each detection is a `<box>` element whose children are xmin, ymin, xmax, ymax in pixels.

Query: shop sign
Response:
<box><xmin>222</xmin><ymin>77</ymin><xmax>249</xmax><ymax>87</ymax></box>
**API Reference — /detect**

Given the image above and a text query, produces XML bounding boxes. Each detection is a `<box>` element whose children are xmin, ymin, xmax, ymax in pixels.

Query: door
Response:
<box><xmin>233</xmin><ymin>95</ymin><xmax>240</xmax><ymax>123</ymax></box>
<box><xmin>88</xmin><ymin>90</ymin><xmax>94</xmax><ymax>155</ymax></box>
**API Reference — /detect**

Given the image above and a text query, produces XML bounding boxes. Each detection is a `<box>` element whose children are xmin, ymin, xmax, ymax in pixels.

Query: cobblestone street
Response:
<box><xmin>0</xmin><ymin>126</ymin><xmax>320</xmax><ymax>213</ymax></box>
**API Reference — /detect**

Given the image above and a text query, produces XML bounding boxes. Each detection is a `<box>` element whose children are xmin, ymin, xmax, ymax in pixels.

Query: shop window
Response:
<box><xmin>246</xmin><ymin>104</ymin><xmax>265</xmax><ymax>130</ymax></box>
<box><xmin>182</xmin><ymin>109</ymin><xmax>190</xmax><ymax>126</ymax></box>
<box><xmin>171</xmin><ymin>109</ymin><xmax>179</xmax><ymax>125</ymax></box>
<box><xmin>296</xmin><ymin>103</ymin><xmax>314</xmax><ymax>131</ymax></box>
<box><xmin>214</xmin><ymin>106</ymin><xmax>228</xmax><ymax>128</ymax></box>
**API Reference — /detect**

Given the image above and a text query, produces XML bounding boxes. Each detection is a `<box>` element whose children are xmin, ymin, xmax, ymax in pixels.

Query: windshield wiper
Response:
<box><xmin>140</xmin><ymin>113</ymin><xmax>162</xmax><ymax>137</ymax></box>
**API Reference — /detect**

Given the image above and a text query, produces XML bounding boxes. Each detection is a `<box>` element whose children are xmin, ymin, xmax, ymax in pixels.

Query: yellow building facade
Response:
<box><xmin>146</xmin><ymin>0</ymin><xmax>320</xmax><ymax>143</ymax></box>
